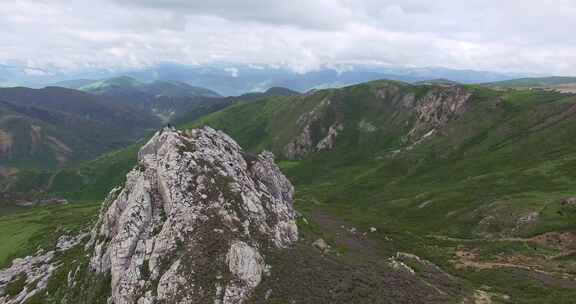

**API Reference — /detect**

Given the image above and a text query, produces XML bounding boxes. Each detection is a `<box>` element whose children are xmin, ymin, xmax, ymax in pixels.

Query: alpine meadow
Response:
<box><xmin>1</xmin><ymin>1</ymin><xmax>576</xmax><ymax>303</ymax></box>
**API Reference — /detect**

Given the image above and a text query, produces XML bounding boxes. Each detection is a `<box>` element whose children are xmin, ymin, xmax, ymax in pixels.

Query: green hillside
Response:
<box><xmin>79</xmin><ymin>76</ymin><xmax>142</xmax><ymax>92</ymax></box>
<box><xmin>79</xmin><ymin>76</ymin><xmax>221</xmax><ymax>99</ymax></box>
<box><xmin>0</xmin><ymin>87</ymin><xmax>159</xmax><ymax>172</ymax></box>
<box><xmin>184</xmin><ymin>81</ymin><xmax>576</xmax><ymax>235</ymax></box>
<box><xmin>484</xmin><ymin>76</ymin><xmax>576</xmax><ymax>88</ymax></box>
<box><xmin>184</xmin><ymin>81</ymin><xmax>576</xmax><ymax>302</ymax></box>
<box><xmin>76</xmin><ymin>76</ymin><xmax>225</xmax><ymax>122</ymax></box>
<box><xmin>5</xmin><ymin>80</ymin><xmax>576</xmax><ymax>302</ymax></box>
<box><xmin>17</xmin><ymin>80</ymin><xmax>576</xmax><ymax>236</ymax></box>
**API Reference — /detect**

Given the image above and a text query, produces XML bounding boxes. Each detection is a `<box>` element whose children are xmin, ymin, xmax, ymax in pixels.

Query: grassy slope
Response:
<box><xmin>79</xmin><ymin>76</ymin><xmax>220</xmax><ymax>98</ymax></box>
<box><xmin>185</xmin><ymin>83</ymin><xmax>576</xmax><ymax>238</ymax></box>
<box><xmin>0</xmin><ymin>86</ymin><xmax>159</xmax><ymax>170</ymax></box>
<box><xmin>0</xmin><ymin>201</ymin><xmax>100</xmax><ymax>268</ymax></box>
<box><xmin>180</xmin><ymin>82</ymin><xmax>576</xmax><ymax>302</ymax></box>
<box><xmin>485</xmin><ymin>76</ymin><xmax>576</xmax><ymax>88</ymax></box>
<box><xmin>4</xmin><ymin>81</ymin><xmax>576</xmax><ymax>302</ymax></box>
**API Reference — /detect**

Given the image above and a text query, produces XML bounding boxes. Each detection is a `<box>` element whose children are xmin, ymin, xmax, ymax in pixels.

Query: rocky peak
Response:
<box><xmin>87</xmin><ymin>126</ymin><xmax>298</xmax><ymax>304</ymax></box>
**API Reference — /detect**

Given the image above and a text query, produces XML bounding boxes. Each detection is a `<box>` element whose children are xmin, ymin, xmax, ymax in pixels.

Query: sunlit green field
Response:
<box><xmin>0</xmin><ymin>201</ymin><xmax>100</xmax><ymax>268</ymax></box>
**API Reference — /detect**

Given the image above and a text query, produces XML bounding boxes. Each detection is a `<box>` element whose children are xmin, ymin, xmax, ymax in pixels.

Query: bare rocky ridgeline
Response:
<box><xmin>283</xmin><ymin>84</ymin><xmax>472</xmax><ymax>159</ymax></box>
<box><xmin>87</xmin><ymin>126</ymin><xmax>298</xmax><ymax>304</ymax></box>
<box><xmin>406</xmin><ymin>86</ymin><xmax>471</xmax><ymax>142</ymax></box>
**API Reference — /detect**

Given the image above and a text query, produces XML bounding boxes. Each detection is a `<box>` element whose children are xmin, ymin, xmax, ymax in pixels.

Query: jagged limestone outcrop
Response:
<box><xmin>407</xmin><ymin>86</ymin><xmax>472</xmax><ymax>142</ymax></box>
<box><xmin>87</xmin><ymin>126</ymin><xmax>298</xmax><ymax>304</ymax></box>
<box><xmin>284</xmin><ymin>98</ymin><xmax>334</xmax><ymax>160</ymax></box>
<box><xmin>0</xmin><ymin>251</ymin><xmax>56</xmax><ymax>304</ymax></box>
<box><xmin>0</xmin><ymin>233</ymin><xmax>87</xmax><ymax>304</ymax></box>
<box><xmin>283</xmin><ymin>84</ymin><xmax>472</xmax><ymax>160</ymax></box>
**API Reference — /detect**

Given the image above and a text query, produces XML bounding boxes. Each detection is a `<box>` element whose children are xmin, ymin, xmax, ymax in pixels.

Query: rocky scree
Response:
<box><xmin>0</xmin><ymin>233</ymin><xmax>87</xmax><ymax>304</ymax></box>
<box><xmin>86</xmin><ymin>126</ymin><xmax>298</xmax><ymax>304</ymax></box>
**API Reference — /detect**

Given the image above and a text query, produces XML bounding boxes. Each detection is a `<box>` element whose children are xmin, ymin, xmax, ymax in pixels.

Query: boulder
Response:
<box><xmin>312</xmin><ymin>238</ymin><xmax>330</xmax><ymax>253</ymax></box>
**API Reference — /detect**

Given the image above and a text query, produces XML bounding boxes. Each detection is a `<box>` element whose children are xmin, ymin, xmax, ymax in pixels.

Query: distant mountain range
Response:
<box><xmin>1</xmin><ymin>62</ymin><xmax>535</xmax><ymax>96</ymax></box>
<box><xmin>57</xmin><ymin>76</ymin><xmax>302</xmax><ymax>123</ymax></box>
<box><xmin>2</xmin><ymin>71</ymin><xmax>576</xmax><ymax>173</ymax></box>
<box><xmin>0</xmin><ymin>77</ymin><xmax>301</xmax><ymax>172</ymax></box>
<box><xmin>8</xmin><ymin>79</ymin><xmax>576</xmax><ymax>302</ymax></box>
<box><xmin>0</xmin><ymin>86</ymin><xmax>160</xmax><ymax>170</ymax></box>
<box><xmin>4</xmin><ymin>74</ymin><xmax>576</xmax><ymax>304</ymax></box>
<box><xmin>483</xmin><ymin>76</ymin><xmax>576</xmax><ymax>93</ymax></box>
<box><xmin>484</xmin><ymin>76</ymin><xmax>576</xmax><ymax>87</ymax></box>
<box><xmin>73</xmin><ymin>76</ymin><xmax>221</xmax><ymax>98</ymax></box>
<box><xmin>59</xmin><ymin>76</ymin><xmax>223</xmax><ymax>123</ymax></box>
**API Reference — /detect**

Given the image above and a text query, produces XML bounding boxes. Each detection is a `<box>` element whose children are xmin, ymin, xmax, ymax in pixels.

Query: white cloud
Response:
<box><xmin>0</xmin><ymin>0</ymin><xmax>575</xmax><ymax>75</ymax></box>
<box><xmin>224</xmin><ymin>67</ymin><xmax>238</xmax><ymax>77</ymax></box>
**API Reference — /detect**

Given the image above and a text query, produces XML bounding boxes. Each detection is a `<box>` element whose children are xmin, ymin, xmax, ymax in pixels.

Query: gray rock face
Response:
<box><xmin>358</xmin><ymin>119</ymin><xmax>377</xmax><ymax>133</ymax></box>
<box><xmin>87</xmin><ymin>126</ymin><xmax>298</xmax><ymax>304</ymax></box>
<box><xmin>315</xmin><ymin>123</ymin><xmax>343</xmax><ymax>151</ymax></box>
<box><xmin>284</xmin><ymin>98</ymin><xmax>339</xmax><ymax>160</ymax></box>
<box><xmin>283</xmin><ymin>125</ymin><xmax>313</xmax><ymax>160</ymax></box>
<box><xmin>312</xmin><ymin>239</ymin><xmax>330</xmax><ymax>254</ymax></box>
<box><xmin>284</xmin><ymin>84</ymin><xmax>472</xmax><ymax>160</ymax></box>
<box><xmin>375</xmin><ymin>83</ymin><xmax>417</xmax><ymax>109</ymax></box>
<box><xmin>0</xmin><ymin>232</ymin><xmax>87</xmax><ymax>304</ymax></box>
<box><xmin>561</xmin><ymin>197</ymin><xmax>576</xmax><ymax>209</ymax></box>
<box><xmin>407</xmin><ymin>86</ymin><xmax>472</xmax><ymax>142</ymax></box>
<box><xmin>0</xmin><ymin>251</ymin><xmax>56</xmax><ymax>304</ymax></box>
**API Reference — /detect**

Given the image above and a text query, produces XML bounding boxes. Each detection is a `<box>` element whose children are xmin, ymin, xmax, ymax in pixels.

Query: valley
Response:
<box><xmin>186</xmin><ymin>80</ymin><xmax>576</xmax><ymax>302</ymax></box>
<box><xmin>1</xmin><ymin>79</ymin><xmax>576</xmax><ymax>302</ymax></box>
<box><xmin>3</xmin><ymin>1</ymin><xmax>576</xmax><ymax>302</ymax></box>
<box><xmin>0</xmin><ymin>86</ymin><xmax>160</xmax><ymax>170</ymax></box>
<box><xmin>0</xmin><ymin>79</ymin><xmax>299</xmax><ymax>206</ymax></box>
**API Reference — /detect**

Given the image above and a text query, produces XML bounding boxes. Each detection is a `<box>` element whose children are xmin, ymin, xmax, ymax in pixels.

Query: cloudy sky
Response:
<box><xmin>2</xmin><ymin>0</ymin><xmax>576</xmax><ymax>74</ymax></box>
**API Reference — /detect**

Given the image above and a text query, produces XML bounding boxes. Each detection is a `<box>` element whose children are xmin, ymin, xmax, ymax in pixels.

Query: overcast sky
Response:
<box><xmin>2</xmin><ymin>0</ymin><xmax>576</xmax><ymax>74</ymax></box>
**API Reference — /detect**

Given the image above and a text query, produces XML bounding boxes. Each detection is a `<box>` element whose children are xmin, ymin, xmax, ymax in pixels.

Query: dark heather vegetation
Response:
<box><xmin>3</xmin><ymin>80</ymin><xmax>576</xmax><ymax>303</ymax></box>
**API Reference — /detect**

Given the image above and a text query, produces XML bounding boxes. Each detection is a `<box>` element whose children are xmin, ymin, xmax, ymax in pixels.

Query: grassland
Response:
<box><xmin>4</xmin><ymin>81</ymin><xmax>576</xmax><ymax>302</ymax></box>
<box><xmin>181</xmin><ymin>82</ymin><xmax>576</xmax><ymax>302</ymax></box>
<box><xmin>0</xmin><ymin>201</ymin><xmax>100</xmax><ymax>268</ymax></box>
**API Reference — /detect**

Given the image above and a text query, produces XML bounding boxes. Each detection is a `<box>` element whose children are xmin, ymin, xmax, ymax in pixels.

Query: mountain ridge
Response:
<box><xmin>2</xmin><ymin>63</ymin><xmax>534</xmax><ymax>96</ymax></box>
<box><xmin>0</xmin><ymin>86</ymin><xmax>160</xmax><ymax>170</ymax></box>
<box><xmin>4</xmin><ymin>79</ymin><xmax>576</xmax><ymax>302</ymax></box>
<box><xmin>74</xmin><ymin>76</ymin><xmax>228</xmax><ymax>123</ymax></box>
<box><xmin>484</xmin><ymin>76</ymin><xmax>576</xmax><ymax>88</ymax></box>
<box><xmin>78</xmin><ymin>76</ymin><xmax>221</xmax><ymax>98</ymax></box>
<box><xmin>0</xmin><ymin>127</ymin><xmax>471</xmax><ymax>304</ymax></box>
